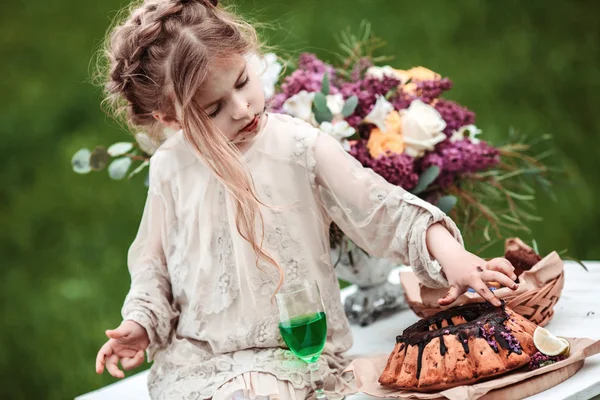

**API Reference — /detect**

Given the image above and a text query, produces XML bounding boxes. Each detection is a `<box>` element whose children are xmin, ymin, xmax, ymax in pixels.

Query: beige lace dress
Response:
<box><xmin>121</xmin><ymin>113</ymin><xmax>462</xmax><ymax>399</ymax></box>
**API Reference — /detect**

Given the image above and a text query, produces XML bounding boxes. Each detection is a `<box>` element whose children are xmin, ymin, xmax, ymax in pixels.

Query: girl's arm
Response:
<box><xmin>120</xmin><ymin>156</ymin><xmax>179</xmax><ymax>361</ymax></box>
<box><xmin>310</xmin><ymin>132</ymin><xmax>516</xmax><ymax>304</ymax></box>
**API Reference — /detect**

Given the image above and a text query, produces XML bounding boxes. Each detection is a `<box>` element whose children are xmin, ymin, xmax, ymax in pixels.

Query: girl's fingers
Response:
<box><xmin>115</xmin><ymin>348</ymin><xmax>138</xmax><ymax>358</ymax></box>
<box><xmin>106</xmin><ymin>354</ymin><xmax>125</xmax><ymax>379</ymax></box>
<box><xmin>485</xmin><ymin>258</ymin><xmax>517</xmax><ymax>280</ymax></box>
<box><xmin>472</xmin><ymin>281</ymin><xmax>502</xmax><ymax>307</ymax></box>
<box><xmin>481</xmin><ymin>270</ymin><xmax>518</xmax><ymax>290</ymax></box>
<box><xmin>438</xmin><ymin>284</ymin><xmax>461</xmax><ymax>306</ymax></box>
<box><xmin>95</xmin><ymin>341</ymin><xmax>113</xmax><ymax>374</ymax></box>
<box><xmin>121</xmin><ymin>351</ymin><xmax>145</xmax><ymax>371</ymax></box>
<box><xmin>106</xmin><ymin>324</ymin><xmax>132</xmax><ymax>341</ymax></box>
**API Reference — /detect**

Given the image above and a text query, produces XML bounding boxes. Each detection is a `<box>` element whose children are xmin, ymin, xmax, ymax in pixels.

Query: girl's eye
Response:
<box><xmin>208</xmin><ymin>104</ymin><xmax>221</xmax><ymax>118</ymax></box>
<box><xmin>207</xmin><ymin>75</ymin><xmax>249</xmax><ymax>118</ymax></box>
<box><xmin>237</xmin><ymin>76</ymin><xmax>249</xmax><ymax>89</ymax></box>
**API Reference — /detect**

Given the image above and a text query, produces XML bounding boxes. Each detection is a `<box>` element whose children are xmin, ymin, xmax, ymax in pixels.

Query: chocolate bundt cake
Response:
<box><xmin>379</xmin><ymin>302</ymin><xmax>538</xmax><ymax>391</ymax></box>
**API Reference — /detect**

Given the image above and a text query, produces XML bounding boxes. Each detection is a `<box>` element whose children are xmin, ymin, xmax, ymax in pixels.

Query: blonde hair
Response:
<box><xmin>99</xmin><ymin>0</ymin><xmax>284</xmax><ymax>294</ymax></box>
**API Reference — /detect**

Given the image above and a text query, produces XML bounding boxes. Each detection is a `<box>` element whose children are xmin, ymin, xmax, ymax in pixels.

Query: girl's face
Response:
<box><xmin>198</xmin><ymin>53</ymin><xmax>266</xmax><ymax>144</ymax></box>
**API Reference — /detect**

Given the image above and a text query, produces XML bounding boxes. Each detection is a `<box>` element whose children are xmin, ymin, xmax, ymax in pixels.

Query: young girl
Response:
<box><xmin>94</xmin><ymin>1</ymin><xmax>518</xmax><ymax>398</ymax></box>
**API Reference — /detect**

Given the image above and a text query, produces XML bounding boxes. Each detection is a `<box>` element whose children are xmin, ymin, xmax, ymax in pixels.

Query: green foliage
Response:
<box><xmin>1</xmin><ymin>0</ymin><xmax>600</xmax><ymax>399</ymax></box>
<box><xmin>341</xmin><ymin>95</ymin><xmax>358</xmax><ymax>117</ymax></box>
<box><xmin>411</xmin><ymin>166</ymin><xmax>441</xmax><ymax>195</ymax></box>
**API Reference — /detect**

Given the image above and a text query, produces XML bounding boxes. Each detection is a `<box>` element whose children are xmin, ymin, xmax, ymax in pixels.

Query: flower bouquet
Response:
<box><xmin>263</xmin><ymin>23</ymin><xmax>557</xmax><ymax>324</ymax></box>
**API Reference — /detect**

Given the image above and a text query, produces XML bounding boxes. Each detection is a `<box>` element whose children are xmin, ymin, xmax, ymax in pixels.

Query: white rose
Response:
<box><xmin>326</xmin><ymin>93</ymin><xmax>345</xmax><ymax>117</ymax></box>
<box><xmin>282</xmin><ymin>91</ymin><xmax>316</xmax><ymax>123</ymax></box>
<box><xmin>401</xmin><ymin>100</ymin><xmax>447</xmax><ymax>158</ymax></box>
<box><xmin>363</xmin><ymin>95</ymin><xmax>395</xmax><ymax>132</ymax></box>
<box><xmin>366</xmin><ymin>66</ymin><xmax>408</xmax><ymax>84</ymax></box>
<box><xmin>320</xmin><ymin>120</ymin><xmax>355</xmax><ymax>151</ymax></box>
<box><xmin>246</xmin><ymin>52</ymin><xmax>282</xmax><ymax>100</ymax></box>
<box><xmin>450</xmin><ymin>124</ymin><xmax>482</xmax><ymax>144</ymax></box>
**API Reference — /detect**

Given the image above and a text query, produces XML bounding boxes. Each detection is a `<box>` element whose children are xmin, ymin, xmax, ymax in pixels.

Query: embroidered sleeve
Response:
<box><xmin>310</xmin><ymin>132</ymin><xmax>464</xmax><ymax>288</ymax></box>
<box><xmin>121</xmin><ymin>158</ymin><xmax>179</xmax><ymax>360</ymax></box>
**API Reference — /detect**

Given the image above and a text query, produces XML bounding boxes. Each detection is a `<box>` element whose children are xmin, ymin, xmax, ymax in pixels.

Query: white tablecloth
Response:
<box><xmin>78</xmin><ymin>261</ymin><xmax>600</xmax><ymax>400</ymax></box>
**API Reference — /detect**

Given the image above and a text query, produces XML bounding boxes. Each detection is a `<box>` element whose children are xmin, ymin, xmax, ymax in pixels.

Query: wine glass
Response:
<box><xmin>276</xmin><ymin>280</ymin><xmax>329</xmax><ymax>400</ymax></box>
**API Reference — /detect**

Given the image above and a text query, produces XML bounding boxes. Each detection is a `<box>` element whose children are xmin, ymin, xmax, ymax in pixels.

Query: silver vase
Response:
<box><xmin>331</xmin><ymin>244</ymin><xmax>408</xmax><ymax>326</ymax></box>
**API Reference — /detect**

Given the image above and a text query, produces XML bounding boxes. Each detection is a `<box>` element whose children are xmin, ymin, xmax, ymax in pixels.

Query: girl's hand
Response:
<box><xmin>425</xmin><ymin>223</ymin><xmax>518</xmax><ymax>307</ymax></box>
<box><xmin>95</xmin><ymin>320</ymin><xmax>150</xmax><ymax>379</ymax></box>
<box><xmin>438</xmin><ymin>252</ymin><xmax>518</xmax><ymax>307</ymax></box>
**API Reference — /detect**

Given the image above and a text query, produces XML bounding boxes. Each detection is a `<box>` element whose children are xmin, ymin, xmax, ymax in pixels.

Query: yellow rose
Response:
<box><xmin>402</xmin><ymin>82</ymin><xmax>418</xmax><ymax>96</ymax></box>
<box><xmin>366</xmin><ymin>111</ymin><xmax>405</xmax><ymax>158</ymax></box>
<box><xmin>407</xmin><ymin>66</ymin><xmax>441</xmax><ymax>82</ymax></box>
<box><xmin>397</xmin><ymin>67</ymin><xmax>441</xmax><ymax>97</ymax></box>
<box><xmin>385</xmin><ymin>110</ymin><xmax>403</xmax><ymax>134</ymax></box>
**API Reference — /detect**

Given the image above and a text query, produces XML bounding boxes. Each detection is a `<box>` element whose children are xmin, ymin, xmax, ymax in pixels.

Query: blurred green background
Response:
<box><xmin>1</xmin><ymin>0</ymin><xmax>599</xmax><ymax>398</ymax></box>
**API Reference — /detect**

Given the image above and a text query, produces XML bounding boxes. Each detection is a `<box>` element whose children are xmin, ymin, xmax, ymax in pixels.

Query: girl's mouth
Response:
<box><xmin>240</xmin><ymin>114</ymin><xmax>259</xmax><ymax>133</ymax></box>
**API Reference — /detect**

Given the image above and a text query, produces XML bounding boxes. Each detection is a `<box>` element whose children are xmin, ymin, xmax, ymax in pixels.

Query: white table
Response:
<box><xmin>78</xmin><ymin>261</ymin><xmax>600</xmax><ymax>400</ymax></box>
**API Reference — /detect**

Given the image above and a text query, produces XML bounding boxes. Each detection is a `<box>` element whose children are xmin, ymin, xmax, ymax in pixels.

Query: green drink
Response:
<box><xmin>279</xmin><ymin>311</ymin><xmax>327</xmax><ymax>363</ymax></box>
<box><xmin>276</xmin><ymin>281</ymin><xmax>330</xmax><ymax>399</ymax></box>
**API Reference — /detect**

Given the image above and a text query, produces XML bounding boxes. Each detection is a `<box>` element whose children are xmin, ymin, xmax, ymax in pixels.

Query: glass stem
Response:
<box><xmin>307</xmin><ymin>360</ymin><xmax>327</xmax><ymax>399</ymax></box>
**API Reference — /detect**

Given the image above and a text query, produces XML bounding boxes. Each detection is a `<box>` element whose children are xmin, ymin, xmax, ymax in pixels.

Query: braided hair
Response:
<box><xmin>99</xmin><ymin>0</ymin><xmax>285</xmax><ymax>296</ymax></box>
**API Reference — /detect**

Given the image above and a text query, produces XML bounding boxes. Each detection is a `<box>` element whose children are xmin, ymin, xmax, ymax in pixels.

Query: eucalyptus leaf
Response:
<box><xmin>89</xmin><ymin>146</ymin><xmax>109</xmax><ymax>171</ymax></box>
<box><xmin>505</xmin><ymin>190</ymin><xmax>535</xmax><ymax>201</ymax></box>
<box><xmin>341</xmin><ymin>95</ymin><xmax>358</xmax><ymax>117</ymax></box>
<box><xmin>562</xmin><ymin>256</ymin><xmax>589</xmax><ymax>271</ymax></box>
<box><xmin>71</xmin><ymin>148</ymin><xmax>92</xmax><ymax>174</ymax></box>
<box><xmin>108</xmin><ymin>157</ymin><xmax>132</xmax><ymax>180</ymax></box>
<box><xmin>321</xmin><ymin>73</ymin><xmax>330</xmax><ymax>96</ymax></box>
<box><xmin>107</xmin><ymin>142</ymin><xmax>134</xmax><ymax>157</ymax></box>
<box><xmin>532</xmin><ymin>239</ymin><xmax>539</xmax><ymax>255</ymax></box>
<box><xmin>313</xmin><ymin>92</ymin><xmax>333</xmax><ymax>123</ymax></box>
<box><xmin>483</xmin><ymin>224</ymin><xmax>491</xmax><ymax>242</ymax></box>
<box><xmin>128</xmin><ymin>159</ymin><xmax>150</xmax><ymax>180</ymax></box>
<box><xmin>411</xmin><ymin>166</ymin><xmax>440</xmax><ymax>194</ymax></box>
<box><xmin>436</xmin><ymin>195</ymin><xmax>457</xmax><ymax>214</ymax></box>
<box><xmin>313</xmin><ymin>92</ymin><xmax>330</xmax><ymax>113</ymax></box>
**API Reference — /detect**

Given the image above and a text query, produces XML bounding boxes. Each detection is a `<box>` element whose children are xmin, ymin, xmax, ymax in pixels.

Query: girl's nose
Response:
<box><xmin>231</xmin><ymin>95</ymin><xmax>250</xmax><ymax>120</ymax></box>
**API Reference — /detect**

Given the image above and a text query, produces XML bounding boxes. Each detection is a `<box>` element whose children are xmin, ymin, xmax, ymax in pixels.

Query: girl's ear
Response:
<box><xmin>153</xmin><ymin>112</ymin><xmax>181</xmax><ymax>130</ymax></box>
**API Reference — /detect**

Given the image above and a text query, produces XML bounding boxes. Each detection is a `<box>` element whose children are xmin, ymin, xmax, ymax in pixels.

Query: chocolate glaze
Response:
<box><xmin>395</xmin><ymin>302</ymin><xmax>523</xmax><ymax>379</ymax></box>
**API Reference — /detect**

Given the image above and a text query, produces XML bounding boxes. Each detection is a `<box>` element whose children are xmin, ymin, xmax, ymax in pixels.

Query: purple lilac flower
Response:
<box><xmin>280</xmin><ymin>69</ymin><xmax>335</xmax><ymax>96</ymax></box>
<box><xmin>434</xmin><ymin>99</ymin><xmax>476</xmax><ymax>136</ymax></box>
<box><xmin>435</xmin><ymin>171</ymin><xmax>457</xmax><ymax>189</ymax></box>
<box><xmin>350</xmin><ymin>140</ymin><xmax>418</xmax><ymax>190</ymax></box>
<box><xmin>416</xmin><ymin>78</ymin><xmax>453</xmax><ymax>103</ymax></box>
<box><xmin>345</xmin><ymin>114</ymin><xmax>363</xmax><ymax>130</ymax></box>
<box><xmin>480</xmin><ymin>325</ymin><xmax>499</xmax><ymax>352</ymax></box>
<box><xmin>340</xmin><ymin>76</ymin><xmax>400</xmax><ymax>121</ymax></box>
<box><xmin>269</xmin><ymin>92</ymin><xmax>288</xmax><ymax>113</ymax></box>
<box><xmin>420</xmin><ymin>153</ymin><xmax>444</xmax><ymax>171</ymax></box>
<box><xmin>277</xmin><ymin>54</ymin><xmax>338</xmax><ymax>99</ymax></box>
<box><xmin>340</xmin><ymin>81</ymin><xmax>362</xmax><ymax>99</ymax></box>
<box><xmin>440</xmin><ymin>146</ymin><xmax>464</xmax><ymax>172</ymax></box>
<box><xmin>500</xmin><ymin>330</ymin><xmax>523</xmax><ymax>354</ymax></box>
<box><xmin>350</xmin><ymin>57</ymin><xmax>374</xmax><ymax>82</ymax></box>
<box><xmin>451</xmin><ymin>139</ymin><xmax>501</xmax><ymax>172</ymax></box>
<box><xmin>298</xmin><ymin>53</ymin><xmax>334</xmax><ymax>75</ymax></box>
<box><xmin>529</xmin><ymin>351</ymin><xmax>567</xmax><ymax>370</ymax></box>
<box><xmin>390</xmin><ymin>91</ymin><xmax>415</xmax><ymax>110</ymax></box>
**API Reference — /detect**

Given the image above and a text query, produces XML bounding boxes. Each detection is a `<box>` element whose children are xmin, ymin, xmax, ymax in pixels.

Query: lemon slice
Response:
<box><xmin>533</xmin><ymin>327</ymin><xmax>570</xmax><ymax>356</ymax></box>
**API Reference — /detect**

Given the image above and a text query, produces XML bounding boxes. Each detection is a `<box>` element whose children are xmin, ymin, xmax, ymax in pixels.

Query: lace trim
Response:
<box><xmin>147</xmin><ymin>348</ymin><xmax>353</xmax><ymax>400</ymax></box>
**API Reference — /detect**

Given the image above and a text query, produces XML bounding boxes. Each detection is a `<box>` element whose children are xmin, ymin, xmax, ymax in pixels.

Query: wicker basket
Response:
<box><xmin>401</xmin><ymin>249</ymin><xmax>565</xmax><ymax>327</ymax></box>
